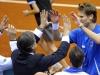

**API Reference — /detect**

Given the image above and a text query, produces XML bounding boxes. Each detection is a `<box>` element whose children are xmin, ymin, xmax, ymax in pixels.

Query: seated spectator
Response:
<box><xmin>54</xmin><ymin>46</ymin><xmax>89</xmax><ymax>75</ymax></box>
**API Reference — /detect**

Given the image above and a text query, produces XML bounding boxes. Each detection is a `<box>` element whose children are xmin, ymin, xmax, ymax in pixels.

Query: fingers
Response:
<box><xmin>0</xmin><ymin>15</ymin><xmax>8</xmax><ymax>29</ymax></box>
<box><xmin>62</xmin><ymin>15</ymin><xmax>71</xmax><ymax>25</ymax></box>
<box><xmin>62</xmin><ymin>15</ymin><xmax>71</xmax><ymax>34</ymax></box>
<box><xmin>40</xmin><ymin>10</ymin><xmax>48</xmax><ymax>18</ymax></box>
<box><xmin>8</xmin><ymin>24</ymin><xmax>15</xmax><ymax>30</ymax></box>
<box><xmin>49</xmin><ymin>10</ymin><xmax>61</xmax><ymax>23</ymax></box>
<box><xmin>6</xmin><ymin>24</ymin><xmax>16</xmax><ymax>34</ymax></box>
<box><xmin>0</xmin><ymin>15</ymin><xmax>8</xmax><ymax>33</ymax></box>
<box><xmin>40</xmin><ymin>10</ymin><xmax>48</xmax><ymax>28</ymax></box>
<box><xmin>70</xmin><ymin>11</ymin><xmax>81</xmax><ymax>25</ymax></box>
<box><xmin>1</xmin><ymin>15</ymin><xmax>8</xmax><ymax>24</ymax></box>
<box><xmin>49</xmin><ymin>10</ymin><xmax>60</xmax><ymax>17</ymax></box>
<box><xmin>70</xmin><ymin>12</ymin><xmax>78</xmax><ymax>20</ymax></box>
<box><xmin>6</xmin><ymin>24</ymin><xmax>16</xmax><ymax>40</ymax></box>
<box><xmin>40</xmin><ymin>10</ymin><xmax>48</xmax><ymax>22</ymax></box>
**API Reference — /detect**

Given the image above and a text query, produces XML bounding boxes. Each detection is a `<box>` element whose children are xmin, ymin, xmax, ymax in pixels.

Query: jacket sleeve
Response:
<box><xmin>39</xmin><ymin>41</ymin><xmax>70</xmax><ymax>68</ymax></box>
<box><xmin>33</xmin><ymin>28</ymin><xmax>43</xmax><ymax>43</ymax></box>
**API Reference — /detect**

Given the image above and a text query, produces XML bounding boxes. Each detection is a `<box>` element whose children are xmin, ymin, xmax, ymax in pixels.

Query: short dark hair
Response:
<box><xmin>78</xmin><ymin>2</ymin><xmax>97</xmax><ymax>23</ymax></box>
<box><xmin>17</xmin><ymin>31</ymin><xmax>36</xmax><ymax>53</ymax></box>
<box><xmin>69</xmin><ymin>46</ymin><xmax>84</xmax><ymax>68</ymax></box>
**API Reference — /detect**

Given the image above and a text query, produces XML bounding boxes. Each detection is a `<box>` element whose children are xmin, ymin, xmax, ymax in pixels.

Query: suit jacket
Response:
<box><xmin>11</xmin><ymin>31</ymin><xmax>70</xmax><ymax>75</ymax></box>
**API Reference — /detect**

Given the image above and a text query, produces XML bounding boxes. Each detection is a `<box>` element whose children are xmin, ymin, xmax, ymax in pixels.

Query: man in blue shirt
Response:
<box><xmin>69</xmin><ymin>2</ymin><xmax>100</xmax><ymax>75</ymax></box>
<box><xmin>54</xmin><ymin>46</ymin><xmax>89</xmax><ymax>75</ymax></box>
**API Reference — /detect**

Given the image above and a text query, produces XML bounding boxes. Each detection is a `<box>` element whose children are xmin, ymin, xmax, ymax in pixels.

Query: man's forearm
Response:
<box><xmin>81</xmin><ymin>26</ymin><xmax>100</xmax><ymax>44</ymax></box>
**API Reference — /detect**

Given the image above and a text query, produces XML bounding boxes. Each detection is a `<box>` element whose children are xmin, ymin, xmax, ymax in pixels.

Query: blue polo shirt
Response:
<box><xmin>69</xmin><ymin>25</ymin><xmax>100</xmax><ymax>75</ymax></box>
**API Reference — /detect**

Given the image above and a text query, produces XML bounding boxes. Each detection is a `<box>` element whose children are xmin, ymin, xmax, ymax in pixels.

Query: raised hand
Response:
<box><xmin>62</xmin><ymin>15</ymin><xmax>71</xmax><ymax>35</ymax></box>
<box><xmin>7</xmin><ymin>24</ymin><xmax>16</xmax><ymax>41</ymax></box>
<box><xmin>0</xmin><ymin>15</ymin><xmax>8</xmax><ymax>33</ymax></box>
<box><xmin>70</xmin><ymin>12</ymin><xmax>83</xmax><ymax>27</ymax></box>
<box><xmin>49</xmin><ymin>10</ymin><xmax>60</xmax><ymax>23</ymax></box>
<box><xmin>39</xmin><ymin>10</ymin><xmax>48</xmax><ymax>28</ymax></box>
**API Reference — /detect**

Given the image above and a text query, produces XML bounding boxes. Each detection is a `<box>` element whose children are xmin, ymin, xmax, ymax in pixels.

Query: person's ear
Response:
<box><xmin>89</xmin><ymin>14</ymin><xmax>93</xmax><ymax>20</ymax></box>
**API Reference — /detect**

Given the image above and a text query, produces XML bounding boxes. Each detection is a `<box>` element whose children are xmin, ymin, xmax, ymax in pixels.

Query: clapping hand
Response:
<box><xmin>62</xmin><ymin>15</ymin><xmax>71</xmax><ymax>35</ymax></box>
<box><xmin>49</xmin><ymin>10</ymin><xmax>60</xmax><ymax>23</ymax></box>
<box><xmin>7</xmin><ymin>24</ymin><xmax>16</xmax><ymax>41</ymax></box>
<box><xmin>0</xmin><ymin>15</ymin><xmax>8</xmax><ymax>33</ymax></box>
<box><xmin>39</xmin><ymin>10</ymin><xmax>48</xmax><ymax>28</ymax></box>
<box><xmin>70</xmin><ymin>12</ymin><xmax>83</xmax><ymax>27</ymax></box>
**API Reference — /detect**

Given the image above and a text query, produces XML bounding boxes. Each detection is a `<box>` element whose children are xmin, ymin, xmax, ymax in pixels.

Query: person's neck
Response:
<box><xmin>86</xmin><ymin>23</ymin><xmax>96</xmax><ymax>30</ymax></box>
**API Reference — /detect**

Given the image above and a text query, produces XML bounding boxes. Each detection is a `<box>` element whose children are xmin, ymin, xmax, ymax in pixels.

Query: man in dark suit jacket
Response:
<box><xmin>9</xmin><ymin>10</ymin><xmax>70</xmax><ymax>75</ymax></box>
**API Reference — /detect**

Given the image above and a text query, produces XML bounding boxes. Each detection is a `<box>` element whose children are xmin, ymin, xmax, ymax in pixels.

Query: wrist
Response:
<box><xmin>39</xmin><ymin>25</ymin><xmax>44</xmax><ymax>29</ymax></box>
<box><xmin>63</xmin><ymin>31</ymin><xmax>70</xmax><ymax>36</ymax></box>
<box><xmin>9</xmin><ymin>34</ymin><xmax>16</xmax><ymax>41</ymax></box>
<box><xmin>10</xmin><ymin>37</ymin><xmax>16</xmax><ymax>41</ymax></box>
<box><xmin>80</xmin><ymin>25</ymin><xmax>84</xmax><ymax>29</ymax></box>
<box><xmin>53</xmin><ymin>21</ymin><xmax>58</xmax><ymax>24</ymax></box>
<box><xmin>79</xmin><ymin>23</ymin><xmax>84</xmax><ymax>28</ymax></box>
<box><xmin>52</xmin><ymin>22</ymin><xmax>59</xmax><ymax>30</ymax></box>
<box><xmin>33</xmin><ymin>28</ymin><xmax>43</xmax><ymax>38</ymax></box>
<box><xmin>10</xmin><ymin>39</ymin><xmax>16</xmax><ymax>41</ymax></box>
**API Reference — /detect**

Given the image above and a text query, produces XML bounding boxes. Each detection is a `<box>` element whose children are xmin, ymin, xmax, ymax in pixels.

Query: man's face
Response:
<box><xmin>78</xmin><ymin>11</ymin><xmax>92</xmax><ymax>27</ymax></box>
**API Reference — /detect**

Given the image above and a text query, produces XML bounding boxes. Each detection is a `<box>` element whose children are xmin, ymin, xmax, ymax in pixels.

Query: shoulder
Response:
<box><xmin>77</xmin><ymin>72</ymin><xmax>89</xmax><ymax>75</ymax></box>
<box><xmin>69</xmin><ymin>28</ymin><xmax>82</xmax><ymax>39</ymax></box>
<box><xmin>54</xmin><ymin>72</ymin><xmax>71</xmax><ymax>75</ymax></box>
<box><xmin>11</xmin><ymin>50</ymin><xmax>19</xmax><ymax>59</ymax></box>
<box><xmin>95</xmin><ymin>24</ymin><xmax>100</xmax><ymax>29</ymax></box>
<box><xmin>94</xmin><ymin>24</ymin><xmax>100</xmax><ymax>33</ymax></box>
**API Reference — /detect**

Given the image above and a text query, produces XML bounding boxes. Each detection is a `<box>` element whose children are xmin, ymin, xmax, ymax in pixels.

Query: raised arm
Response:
<box><xmin>0</xmin><ymin>16</ymin><xmax>12</xmax><ymax>74</ymax></box>
<box><xmin>7</xmin><ymin>24</ymin><xmax>17</xmax><ymax>52</ymax></box>
<box><xmin>38</xmin><ymin>15</ymin><xmax>71</xmax><ymax>69</ymax></box>
<box><xmin>9</xmin><ymin>10</ymin><xmax>48</xmax><ymax>51</ymax></box>
<box><xmin>80</xmin><ymin>26</ymin><xmax>100</xmax><ymax>44</ymax></box>
<box><xmin>71</xmin><ymin>12</ymin><xmax>100</xmax><ymax>44</ymax></box>
<box><xmin>0</xmin><ymin>15</ymin><xmax>8</xmax><ymax>36</ymax></box>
